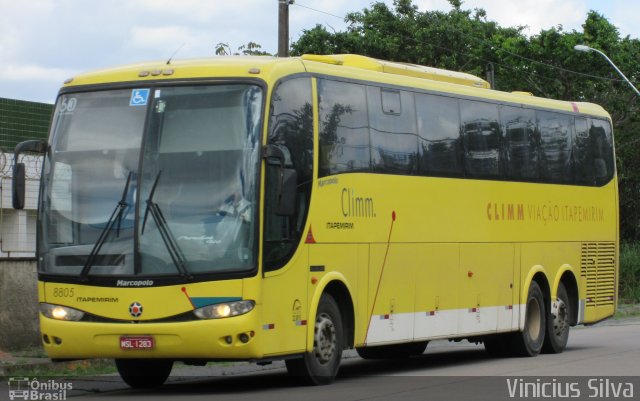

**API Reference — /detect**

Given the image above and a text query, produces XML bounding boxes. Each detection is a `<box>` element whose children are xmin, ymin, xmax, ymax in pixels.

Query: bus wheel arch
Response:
<box><xmin>323</xmin><ymin>280</ymin><xmax>355</xmax><ymax>349</ymax></box>
<box><xmin>521</xmin><ymin>268</ymin><xmax>550</xmax><ymax>309</ymax></box>
<box><xmin>560</xmin><ymin>271</ymin><xmax>579</xmax><ymax>326</ymax></box>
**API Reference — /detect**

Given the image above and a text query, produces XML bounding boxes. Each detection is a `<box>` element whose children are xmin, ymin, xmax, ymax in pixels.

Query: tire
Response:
<box><xmin>356</xmin><ymin>341</ymin><xmax>428</xmax><ymax>359</ymax></box>
<box><xmin>542</xmin><ymin>282</ymin><xmax>571</xmax><ymax>354</ymax></box>
<box><xmin>509</xmin><ymin>281</ymin><xmax>546</xmax><ymax>357</ymax></box>
<box><xmin>285</xmin><ymin>294</ymin><xmax>343</xmax><ymax>385</ymax></box>
<box><xmin>115</xmin><ymin>359</ymin><xmax>173</xmax><ymax>388</ymax></box>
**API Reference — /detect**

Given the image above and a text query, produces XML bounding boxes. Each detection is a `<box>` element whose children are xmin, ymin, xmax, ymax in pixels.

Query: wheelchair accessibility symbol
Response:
<box><xmin>130</xmin><ymin>89</ymin><xmax>150</xmax><ymax>106</ymax></box>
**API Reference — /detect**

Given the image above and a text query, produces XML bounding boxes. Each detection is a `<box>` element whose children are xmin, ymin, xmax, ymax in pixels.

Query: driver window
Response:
<box><xmin>263</xmin><ymin>78</ymin><xmax>313</xmax><ymax>272</ymax></box>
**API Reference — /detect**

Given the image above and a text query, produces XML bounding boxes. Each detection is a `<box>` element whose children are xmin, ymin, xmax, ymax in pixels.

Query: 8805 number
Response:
<box><xmin>52</xmin><ymin>287</ymin><xmax>75</xmax><ymax>298</ymax></box>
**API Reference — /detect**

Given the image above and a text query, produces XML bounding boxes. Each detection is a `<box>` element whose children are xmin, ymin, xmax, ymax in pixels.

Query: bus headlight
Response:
<box><xmin>40</xmin><ymin>303</ymin><xmax>85</xmax><ymax>321</ymax></box>
<box><xmin>193</xmin><ymin>300</ymin><xmax>255</xmax><ymax>319</ymax></box>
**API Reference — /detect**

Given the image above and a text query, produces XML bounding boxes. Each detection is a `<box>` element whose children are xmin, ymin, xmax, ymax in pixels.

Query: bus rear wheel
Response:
<box><xmin>115</xmin><ymin>359</ymin><xmax>173</xmax><ymax>388</ymax></box>
<box><xmin>285</xmin><ymin>293</ymin><xmax>343</xmax><ymax>385</ymax></box>
<box><xmin>509</xmin><ymin>281</ymin><xmax>546</xmax><ymax>356</ymax></box>
<box><xmin>542</xmin><ymin>282</ymin><xmax>571</xmax><ymax>353</ymax></box>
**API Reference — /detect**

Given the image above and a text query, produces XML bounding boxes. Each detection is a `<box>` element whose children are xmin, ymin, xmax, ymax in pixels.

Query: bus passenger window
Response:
<box><xmin>368</xmin><ymin>87</ymin><xmax>417</xmax><ymax>174</ymax></box>
<box><xmin>318</xmin><ymin>80</ymin><xmax>370</xmax><ymax>177</ymax></box>
<box><xmin>416</xmin><ymin>94</ymin><xmax>463</xmax><ymax>177</ymax></box>
<box><xmin>460</xmin><ymin>100</ymin><xmax>502</xmax><ymax>178</ymax></box>
<box><xmin>589</xmin><ymin>119</ymin><xmax>614</xmax><ymax>186</ymax></box>
<box><xmin>538</xmin><ymin>111</ymin><xmax>572</xmax><ymax>184</ymax></box>
<box><xmin>573</xmin><ymin>117</ymin><xmax>593</xmax><ymax>185</ymax></box>
<box><xmin>501</xmin><ymin>106</ymin><xmax>538</xmax><ymax>180</ymax></box>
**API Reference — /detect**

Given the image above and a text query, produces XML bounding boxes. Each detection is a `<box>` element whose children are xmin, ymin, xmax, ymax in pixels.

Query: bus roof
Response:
<box><xmin>63</xmin><ymin>56</ymin><xmax>306</xmax><ymax>87</ymax></box>
<box><xmin>300</xmin><ymin>54</ymin><xmax>491</xmax><ymax>89</ymax></box>
<box><xmin>62</xmin><ymin>54</ymin><xmax>609</xmax><ymax>119</ymax></box>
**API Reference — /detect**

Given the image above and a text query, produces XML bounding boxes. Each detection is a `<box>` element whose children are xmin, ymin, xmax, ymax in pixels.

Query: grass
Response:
<box><xmin>4</xmin><ymin>358</ymin><xmax>116</xmax><ymax>377</ymax></box>
<box><xmin>615</xmin><ymin>304</ymin><xmax>640</xmax><ymax>319</ymax></box>
<box><xmin>619</xmin><ymin>242</ymin><xmax>640</xmax><ymax>304</ymax></box>
<box><xmin>10</xmin><ymin>346</ymin><xmax>48</xmax><ymax>359</ymax></box>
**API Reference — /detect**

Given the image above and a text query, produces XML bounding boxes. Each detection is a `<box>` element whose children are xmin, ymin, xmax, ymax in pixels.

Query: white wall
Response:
<box><xmin>0</xmin><ymin>152</ymin><xmax>41</xmax><ymax>258</ymax></box>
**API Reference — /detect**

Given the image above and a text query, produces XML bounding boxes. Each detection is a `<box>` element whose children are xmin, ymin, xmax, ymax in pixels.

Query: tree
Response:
<box><xmin>291</xmin><ymin>0</ymin><xmax>640</xmax><ymax>241</ymax></box>
<box><xmin>215</xmin><ymin>41</ymin><xmax>272</xmax><ymax>56</ymax></box>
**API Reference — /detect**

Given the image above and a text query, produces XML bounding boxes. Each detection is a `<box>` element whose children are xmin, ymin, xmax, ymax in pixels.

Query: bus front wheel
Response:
<box><xmin>115</xmin><ymin>358</ymin><xmax>173</xmax><ymax>388</ymax></box>
<box><xmin>510</xmin><ymin>281</ymin><xmax>546</xmax><ymax>356</ymax></box>
<box><xmin>285</xmin><ymin>293</ymin><xmax>343</xmax><ymax>385</ymax></box>
<box><xmin>542</xmin><ymin>282</ymin><xmax>570</xmax><ymax>354</ymax></box>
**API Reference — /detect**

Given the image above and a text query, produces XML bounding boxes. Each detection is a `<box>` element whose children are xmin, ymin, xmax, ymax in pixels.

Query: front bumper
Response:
<box><xmin>39</xmin><ymin>307</ymin><xmax>263</xmax><ymax>360</ymax></box>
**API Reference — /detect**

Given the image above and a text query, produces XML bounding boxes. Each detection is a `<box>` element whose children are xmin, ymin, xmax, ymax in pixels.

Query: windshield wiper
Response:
<box><xmin>80</xmin><ymin>172</ymin><xmax>132</xmax><ymax>281</ymax></box>
<box><xmin>141</xmin><ymin>171</ymin><xmax>192</xmax><ymax>279</ymax></box>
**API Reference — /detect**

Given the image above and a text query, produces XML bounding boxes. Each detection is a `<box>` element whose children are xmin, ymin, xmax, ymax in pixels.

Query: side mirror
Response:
<box><xmin>12</xmin><ymin>139</ymin><xmax>47</xmax><ymax>209</ymax></box>
<box><xmin>263</xmin><ymin>144</ymin><xmax>297</xmax><ymax>216</ymax></box>
<box><xmin>12</xmin><ymin>163</ymin><xmax>26</xmax><ymax>209</ymax></box>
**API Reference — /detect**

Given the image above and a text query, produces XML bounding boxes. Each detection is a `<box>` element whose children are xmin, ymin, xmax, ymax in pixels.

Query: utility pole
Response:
<box><xmin>278</xmin><ymin>0</ymin><xmax>293</xmax><ymax>57</ymax></box>
<box><xmin>485</xmin><ymin>62</ymin><xmax>495</xmax><ymax>90</ymax></box>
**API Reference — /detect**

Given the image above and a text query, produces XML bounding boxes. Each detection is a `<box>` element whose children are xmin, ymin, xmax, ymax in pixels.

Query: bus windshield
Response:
<box><xmin>40</xmin><ymin>84</ymin><xmax>263</xmax><ymax>278</ymax></box>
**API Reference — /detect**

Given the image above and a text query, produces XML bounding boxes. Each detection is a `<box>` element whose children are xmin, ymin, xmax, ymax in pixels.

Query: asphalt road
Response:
<box><xmin>5</xmin><ymin>318</ymin><xmax>640</xmax><ymax>401</ymax></box>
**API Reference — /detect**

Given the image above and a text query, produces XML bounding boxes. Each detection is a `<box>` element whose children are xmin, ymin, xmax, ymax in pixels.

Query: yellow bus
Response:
<box><xmin>13</xmin><ymin>54</ymin><xmax>618</xmax><ymax>387</ymax></box>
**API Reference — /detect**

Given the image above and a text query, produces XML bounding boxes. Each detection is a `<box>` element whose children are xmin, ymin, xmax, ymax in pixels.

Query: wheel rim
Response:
<box><xmin>552</xmin><ymin>298</ymin><xmax>569</xmax><ymax>338</ymax></box>
<box><xmin>314</xmin><ymin>312</ymin><xmax>337</xmax><ymax>365</ymax></box>
<box><xmin>526</xmin><ymin>297</ymin><xmax>542</xmax><ymax>341</ymax></box>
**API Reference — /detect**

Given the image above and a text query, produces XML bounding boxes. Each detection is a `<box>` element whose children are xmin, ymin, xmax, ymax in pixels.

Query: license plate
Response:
<box><xmin>120</xmin><ymin>336</ymin><xmax>154</xmax><ymax>350</ymax></box>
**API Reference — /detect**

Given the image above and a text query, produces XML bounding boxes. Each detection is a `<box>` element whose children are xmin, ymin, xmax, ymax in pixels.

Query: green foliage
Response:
<box><xmin>620</xmin><ymin>243</ymin><xmax>640</xmax><ymax>303</ymax></box>
<box><xmin>4</xmin><ymin>359</ymin><xmax>116</xmax><ymax>377</ymax></box>
<box><xmin>291</xmin><ymin>0</ymin><xmax>640</xmax><ymax>241</ymax></box>
<box><xmin>215</xmin><ymin>41</ymin><xmax>272</xmax><ymax>56</ymax></box>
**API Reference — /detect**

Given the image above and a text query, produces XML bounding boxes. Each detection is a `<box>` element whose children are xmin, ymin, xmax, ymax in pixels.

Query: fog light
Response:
<box><xmin>53</xmin><ymin>336</ymin><xmax>62</xmax><ymax>345</ymax></box>
<box><xmin>224</xmin><ymin>336</ymin><xmax>233</xmax><ymax>345</ymax></box>
<box><xmin>43</xmin><ymin>335</ymin><xmax>50</xmax><ymax>344</ymax></box>
<box><xmin>239</xmin><ymin>333</ymin><xmax>250</xmax><ymax>343</ymax></box>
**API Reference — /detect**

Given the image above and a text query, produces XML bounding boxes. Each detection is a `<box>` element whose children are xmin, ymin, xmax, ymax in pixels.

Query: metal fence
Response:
<box><xmin>0</xmin><ymin>98</ymin><xmax>51</xmax><ymax>257</ymax></box>
<box><xmin>0</xmin><ymin>97</ymin><xmax>52</xmax><ymax>151</ymax></box>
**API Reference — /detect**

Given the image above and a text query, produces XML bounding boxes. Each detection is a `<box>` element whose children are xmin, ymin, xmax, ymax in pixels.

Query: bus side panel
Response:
<box><xmin>355</xmin><ymin>243</ymin><xmax>370</xmax><ymax>347</ymax></box>
<box><xmin>459</xmin><ymin>243</ymin><xmax>515</xmax><ymax>335</ymax></box>
<box><xmin>365</xmin><ymin>242</ymin><xmax>516</xmax><ymax>344</ymax></box>
<box><xmin>413</xmin><ymin>243</ymin><xmax>460</xmax><ymax>340</ymax></box>
<box><xmin>262</xmin><ymin>248</ymin><xmax>309</xmax><ymax>357</ymax></box>
<box><xmin>365</xmin><ymin>243</ymin><xmax>416</xmax><ymax>345</ymax></box>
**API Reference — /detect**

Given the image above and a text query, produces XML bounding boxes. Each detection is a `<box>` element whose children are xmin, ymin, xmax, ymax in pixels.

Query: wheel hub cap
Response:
<box><xmin>314</xmin><ymin>312</ymin><xmax>336</xmax><ymax>364</ymax></box>
<box><xmin>553</xmin><ymin>298</ymin><xmax>569</xmax><ymax>337</ymax></box>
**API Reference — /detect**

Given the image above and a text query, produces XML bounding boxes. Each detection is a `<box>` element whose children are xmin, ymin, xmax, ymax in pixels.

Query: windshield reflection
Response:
<box><xmin>40</xmin><ymin>84</ymin><xmax>262</xmax><ymax>278</ymax></box>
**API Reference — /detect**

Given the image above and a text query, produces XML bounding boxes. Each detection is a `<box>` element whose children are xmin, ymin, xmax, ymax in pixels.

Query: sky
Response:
<box><xmin>1</xmin><ymin>0</ymin><xmax>637</xmax><ymax>104</ymax></box>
